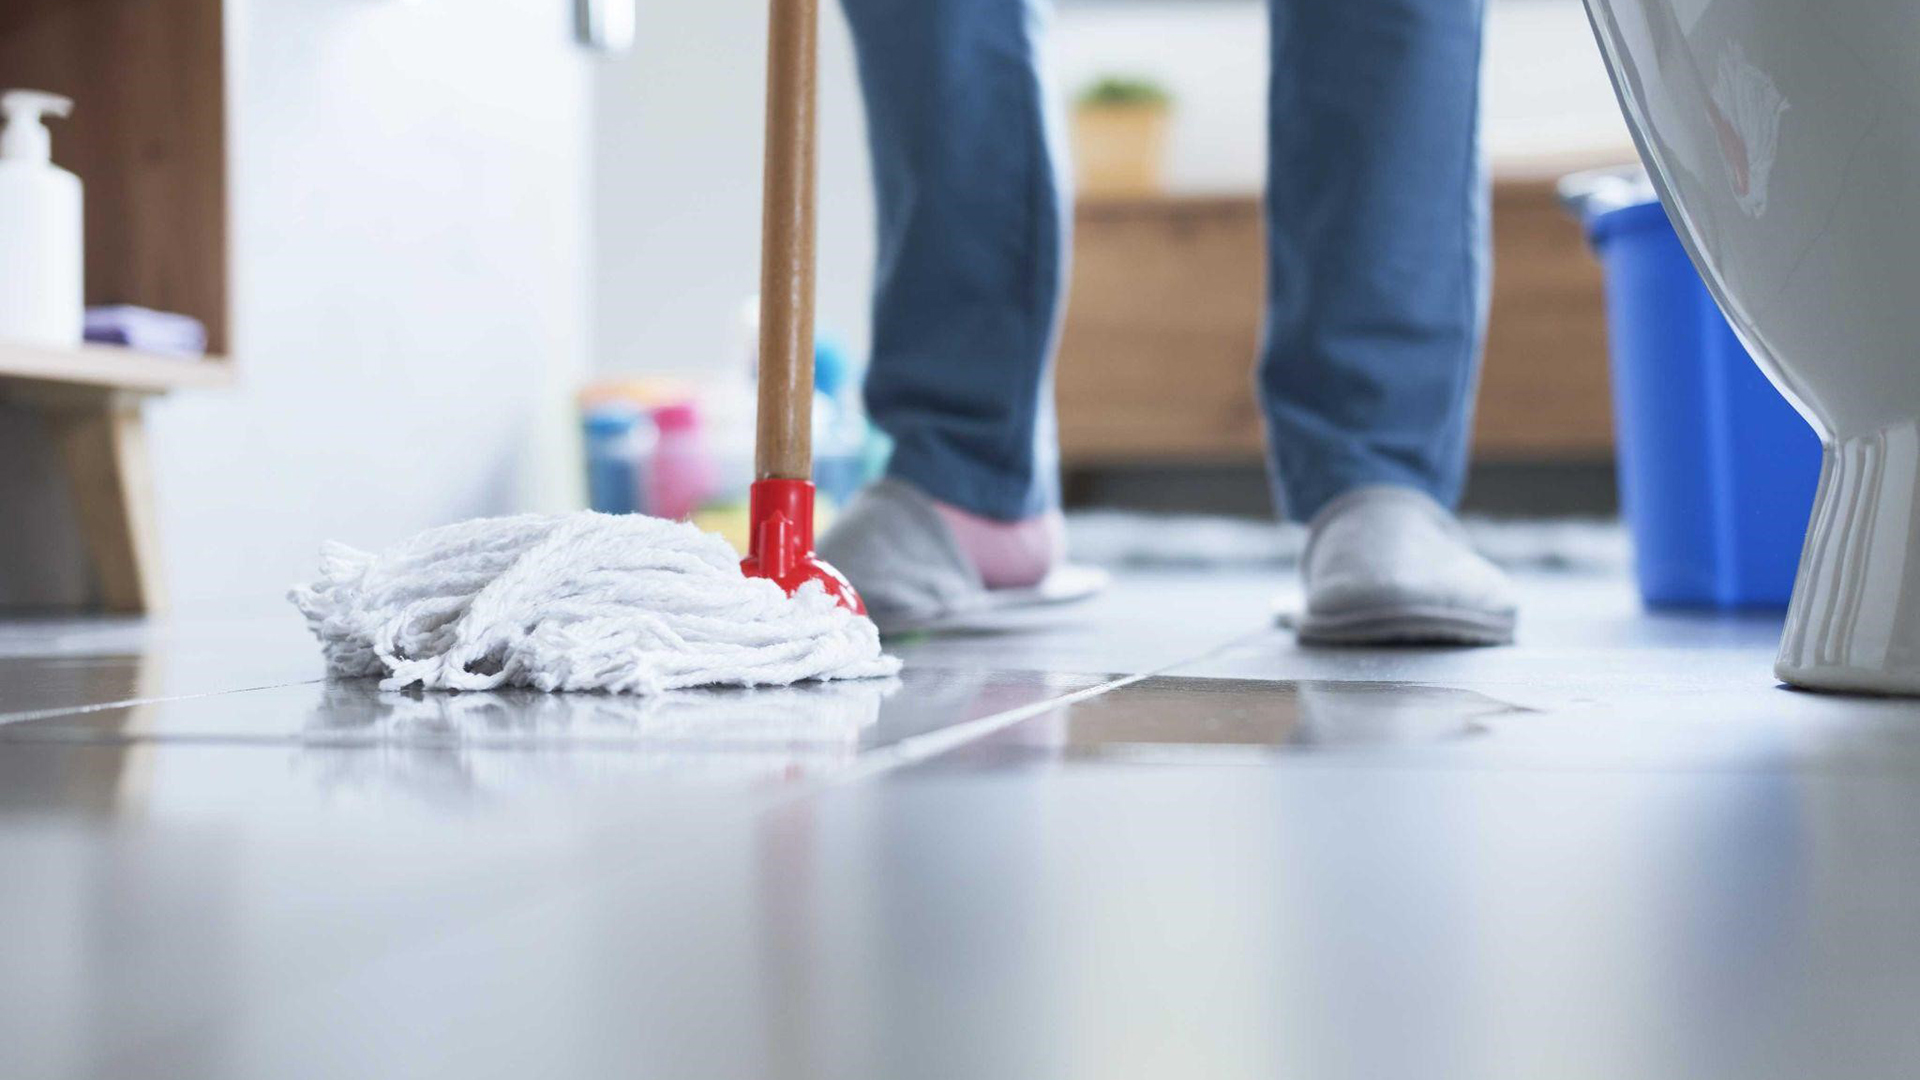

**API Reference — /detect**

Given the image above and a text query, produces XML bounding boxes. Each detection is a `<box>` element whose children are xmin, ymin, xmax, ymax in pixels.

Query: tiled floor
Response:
<box><xmin>5</xmin><ymin>569</ymin><xmax>1920</xmax><ymax>1078</ymax></box>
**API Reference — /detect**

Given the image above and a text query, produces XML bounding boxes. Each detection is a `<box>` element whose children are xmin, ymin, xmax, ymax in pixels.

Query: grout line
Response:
<box><xmin>0</xmin><ymin>728</ymin><xmax>889</xmax><ymax>756</ymax></box>
<box><xmin>812</xmin><ymin>630</ymin><xmax>1277</xmax><ymax>789</ymax></box>
<box><xmin>0</xmin><ymin>679</ymin><xmax>326</xmax><ymax>728</ymax></box>
<box><xmin>1</xmin><ymin>628</ymin><xmax>1279</xmax><ymax>803</ymax></box>
<box><xmin>834</xmin><ymin>672</ymin><xmax>1156</xmax><ymax>783</ymax></box>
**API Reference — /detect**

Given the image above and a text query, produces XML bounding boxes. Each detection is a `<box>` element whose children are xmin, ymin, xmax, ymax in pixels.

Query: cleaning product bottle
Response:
<box><xmin>648</xmin><ymin>400</ymin><xmax>717</xmax><ymax>522</ymax></box>
<box><xmin>810</xmin><ymin>337</ymin><xmax>870</xmax><ymax>507</ymax></box>
<box><xmin>582</xmin><ymin>400</ymin><xmax>657</xmax><ymax>515</ymax></box>
<box><xmin>0</xmin><ymin>90</ymin><xmax>82</xmax><ymax>347</ymax></box>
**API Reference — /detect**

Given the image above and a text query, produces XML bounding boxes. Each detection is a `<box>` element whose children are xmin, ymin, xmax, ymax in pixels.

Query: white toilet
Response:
<box><xmin>1584</xmin><ymin>0</ymin><xmax>1920</xmax><ymax>694</ymax></box>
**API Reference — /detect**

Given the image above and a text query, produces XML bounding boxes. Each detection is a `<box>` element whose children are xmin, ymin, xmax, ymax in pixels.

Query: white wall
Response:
<box><xmin>1052</xmin><ymin>1</ymin><xmax>1269</xmax><ymax>193</ymax></box>
<box><xmin>593</xmin><ymin>0</ymin><xmax>1628</xmax><ymax>383</ymax></box>
<box><xmin>592</xmin><ymin>2</ymin><xmax>876</xmax><ymax>378</ymax></box>
<box><xmin>135</xmin><ymin>0</ymin><xmax>592</xmax><ymax>612</ymax></box>
<box><xmin>1051</xmin><ymin>0</ymin><xmax>1630</xmax><ymax>185</ymax></box>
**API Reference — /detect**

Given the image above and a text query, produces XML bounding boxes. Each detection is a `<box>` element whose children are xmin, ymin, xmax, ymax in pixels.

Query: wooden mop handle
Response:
<box><xmin>756</xmin><ymin>0</ymin><xmax>819</xmax><ymax>481</ymax></box>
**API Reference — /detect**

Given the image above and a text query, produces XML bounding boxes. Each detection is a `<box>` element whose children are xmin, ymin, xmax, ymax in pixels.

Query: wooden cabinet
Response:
<box><xmin>0</xmin><ymin>0</ymin><xmax>230</xmax><ymax>612</ymax></box>
<box><xmin>1055</xmin><ymin>167</ymin><xmax>1624</xmax><ymax>467</ymax></box>
<box><xmin>1053</xmin><ymin>196</ymin><xmax>1269</xmax><ymax>461</ymax></box>
<box><xmin>1472</xmin><ymin>173</ymin><xmax>1618</xmax><ymax>460</ymax></box>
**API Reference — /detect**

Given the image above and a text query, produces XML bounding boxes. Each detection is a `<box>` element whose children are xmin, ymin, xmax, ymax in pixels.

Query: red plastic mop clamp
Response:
<box><xmin>740</xmin><ymin>478</ymin><xmax>864</xmax><ymax>614</ymax></box>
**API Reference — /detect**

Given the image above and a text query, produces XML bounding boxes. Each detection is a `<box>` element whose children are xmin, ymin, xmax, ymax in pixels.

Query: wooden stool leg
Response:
<box><xmin>45</xmin><ymin>396</ymin><xmax>167</xmax><ymax>613</ymax></box>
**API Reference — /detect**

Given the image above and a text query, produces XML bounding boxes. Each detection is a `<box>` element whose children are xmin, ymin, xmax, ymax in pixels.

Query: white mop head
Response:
<box><xmin>289</xmin><ymin>512</ymin><xmax>901</xmax><ymax>695</ymax></box>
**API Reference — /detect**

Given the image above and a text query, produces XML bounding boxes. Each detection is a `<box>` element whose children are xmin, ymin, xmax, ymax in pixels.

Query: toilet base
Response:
<box><xmin>1775</xmin><ymin>427</ymin><xmax>1920</xmax><ymax>695</ymax></box>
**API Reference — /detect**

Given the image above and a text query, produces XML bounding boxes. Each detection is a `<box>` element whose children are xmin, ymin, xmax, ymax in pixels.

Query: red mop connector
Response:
<box><xmin>740</xmin><ymin>478</ymin><xmax>865</xmax><ymax>614</ymax></box>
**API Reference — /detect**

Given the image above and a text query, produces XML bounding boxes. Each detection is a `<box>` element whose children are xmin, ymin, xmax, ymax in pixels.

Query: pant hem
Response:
<box><xmin>884</xmin><ymin>438</ymin><xmax>1054</xmax><ymax>522</ymax></box>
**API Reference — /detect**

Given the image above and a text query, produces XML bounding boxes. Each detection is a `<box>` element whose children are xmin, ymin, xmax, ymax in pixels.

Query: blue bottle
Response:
<box><xmin>811</xmin><ymin>337</ymin><xmax>871</xmax><ymax>506</ymax></box>
<box><xmin>582</xmin><ymin>403</ymin><xmax>654</xmax><ymax>515</ymax></box>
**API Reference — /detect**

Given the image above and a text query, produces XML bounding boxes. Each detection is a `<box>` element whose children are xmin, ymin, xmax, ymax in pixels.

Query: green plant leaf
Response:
<box><xmin>1076</xmin><ymin>75</ymin><xmax>1171</xmax><ymax>108</ymax></box>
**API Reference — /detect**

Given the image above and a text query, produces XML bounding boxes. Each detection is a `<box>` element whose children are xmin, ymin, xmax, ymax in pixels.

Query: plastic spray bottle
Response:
<box><xmin>0</xmin><ymin>90</ymin><xmax>82</xmax><ymax>346</ymax></box>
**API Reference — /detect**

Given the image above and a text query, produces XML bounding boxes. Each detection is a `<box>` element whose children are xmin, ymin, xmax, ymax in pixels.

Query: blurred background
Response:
<box><xmin>593</xmin><ymin>0</ymin><xmax>1637</xmax><ymax>530</ymax></box>
<box><xmin>0</xmin><ymin>0</ymin><xmax>1730</xmax><ymax>617</ymax></box>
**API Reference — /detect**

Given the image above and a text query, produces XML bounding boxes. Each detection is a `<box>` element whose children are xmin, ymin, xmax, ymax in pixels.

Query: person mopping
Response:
<box><xmin>819</xmin><ymin>0</ymin><xmax>1516</xmax><ymax>645</ymax></box>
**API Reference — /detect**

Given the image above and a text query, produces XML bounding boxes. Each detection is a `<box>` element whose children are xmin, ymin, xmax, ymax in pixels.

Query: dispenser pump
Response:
<box><xmin>0</xmin><ymin>90</ymin><xmax>73</xmax><ymax>163</ymax></box>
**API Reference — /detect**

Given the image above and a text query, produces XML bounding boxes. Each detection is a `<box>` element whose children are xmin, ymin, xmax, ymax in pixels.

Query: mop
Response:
<box><xmin>291</xmin><ymin>0</ymin><xmax>894</xmax><ymax>695</ymax></box>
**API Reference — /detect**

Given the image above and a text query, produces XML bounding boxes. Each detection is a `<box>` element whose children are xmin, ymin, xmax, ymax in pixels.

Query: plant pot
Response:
<box><xmin>1070</xmin><ymin>103</ymin><xmax>1170</xmax><ymax>198</ymax></box>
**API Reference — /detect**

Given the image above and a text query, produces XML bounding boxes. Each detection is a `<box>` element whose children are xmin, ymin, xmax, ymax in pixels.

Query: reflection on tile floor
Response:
<box><xmin>940</xmin><ymin>671</ymin><xmax>1920</xmax><ymax>775</ymax></box>
<box><xmin>0</xmin><ymin>668</ymin><xmax>1114</xmax><ymax>815</ymax></box>
<box><xmin>0</xmin><ymin>668</ymin><xmax>1103</xmax><ymax>751</ymax></box>
<box><xmin>0</xmin><ymin>616</ymin><xmax>321</xmax><ymax>722</ymax></box>
<box><xmin>13</xmin><ymin>763</ymin><xmax>1919</xmax><ymax>1079</ymax></box>
<box><xmin>949</xmin><ymin>677</ymin><xmax>1529</xmax><ymax>766</ymax></box>
<box><xmin>8</xmin><ymin>569</ymin><xmax>1920</xmax><ymax>1077</ymax></box>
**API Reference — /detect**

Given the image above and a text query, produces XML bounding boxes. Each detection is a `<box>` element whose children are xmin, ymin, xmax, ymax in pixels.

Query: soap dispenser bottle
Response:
<box><xmin>0</xmin><ymin>90</ymin><xmax>82</xmax><ymax>347</ymax></box>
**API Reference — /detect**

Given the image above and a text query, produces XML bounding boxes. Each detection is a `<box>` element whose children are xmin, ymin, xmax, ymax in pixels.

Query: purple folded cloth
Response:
<box><xmin>83</xmin><ymin>305</ymin><xmax>208</xmax><ymax>357</ymax></box>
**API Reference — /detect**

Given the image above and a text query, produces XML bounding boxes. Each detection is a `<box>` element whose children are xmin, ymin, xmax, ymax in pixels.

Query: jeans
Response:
<box><xmin>840</xmin><ymin>0</ymin><xmax>1489</xmax><ymax>522</ymax></box>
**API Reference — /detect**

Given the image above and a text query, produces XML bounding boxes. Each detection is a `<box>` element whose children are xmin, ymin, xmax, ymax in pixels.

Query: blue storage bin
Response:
<box><xmin>1575</xmin><ymin>179</ymin><xmax>1822</xmax><ymax>609</ymax></box>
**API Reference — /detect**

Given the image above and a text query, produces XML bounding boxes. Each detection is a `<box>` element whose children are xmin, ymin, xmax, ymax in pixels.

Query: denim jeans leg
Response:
<box><xmin>840</xmin><ymin>0</ymin><xmax>1070</xmax><ymax>520</ymax></box>
<box><xmin>1260</xmin><ymin>0</ymin><xmax>1490</xmax><ymax>521</ymax></box>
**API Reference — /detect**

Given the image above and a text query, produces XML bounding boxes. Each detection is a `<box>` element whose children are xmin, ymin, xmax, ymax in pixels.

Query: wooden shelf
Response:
<box><xmin>0</xmin><ymin>0</ymin><xmax>230</xmax><ymax>355</ymax></box>
<box><xmin>0</xmin><ymin>0</ymin><xmax>230</xmax><ymax>615</ymax></box>
<box><xmin>0</xmin><ymin>341</ymin><xmax>232</xmax><ymax>395</ymax></box>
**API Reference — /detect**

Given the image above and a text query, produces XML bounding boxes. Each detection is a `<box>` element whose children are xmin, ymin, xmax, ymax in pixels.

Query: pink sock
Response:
<box><xmin>931</xmin><ymin>501</ymin><xmax>1064</xmax><ymax>590</ymax></box>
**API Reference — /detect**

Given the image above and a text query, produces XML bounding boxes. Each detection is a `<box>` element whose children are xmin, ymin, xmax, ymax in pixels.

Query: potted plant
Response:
<box><xmin>1071</xmin><ymin>75</ymin><xmax>1173</xmax><ymax>197</ymax></box>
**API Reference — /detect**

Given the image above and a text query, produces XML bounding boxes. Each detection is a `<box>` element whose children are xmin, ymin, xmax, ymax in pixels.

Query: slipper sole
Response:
<box><xmin>1295</xmin><ymin>603</ymin><xmax>1515</xmax><ymax>647</ymax></box>
<box><xmin>877</xmin><ymin>564</ymin><xmax>1111</xmax><ymax>635</ymax></box>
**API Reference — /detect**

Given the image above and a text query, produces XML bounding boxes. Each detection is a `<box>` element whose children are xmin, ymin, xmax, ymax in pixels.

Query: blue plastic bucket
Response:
<box><xmin>1580</xmin><ymin>192</ymin><xmax>1822</xmax><ymax>608</ymax></box>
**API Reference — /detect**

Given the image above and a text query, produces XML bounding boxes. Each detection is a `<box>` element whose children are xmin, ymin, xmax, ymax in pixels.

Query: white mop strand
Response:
<box><xmin>289</xmin><ymin>512</ymin><xmax>901</xmax><ymax>695</ymax></box>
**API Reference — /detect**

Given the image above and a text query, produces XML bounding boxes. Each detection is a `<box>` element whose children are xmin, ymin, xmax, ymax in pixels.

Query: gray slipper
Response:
<box><xmin>1294</xmin><ymin>485</ymin><xmax>1517</xmax><ymax>647</ymax></box>
<box><xmin>818</xmin><ymin>479</ymin><xmax>1108</xmax><ymax>634</ymax></box>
